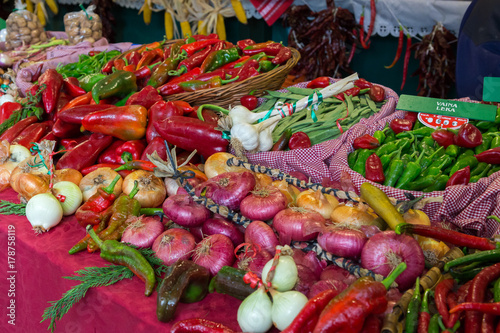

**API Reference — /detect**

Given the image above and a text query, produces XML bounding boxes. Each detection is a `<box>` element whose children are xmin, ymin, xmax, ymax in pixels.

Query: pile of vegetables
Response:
<box><xmin>348</xmin><ymin>109</ymin><xmax>500</xmax><ymax>191</ymax></box>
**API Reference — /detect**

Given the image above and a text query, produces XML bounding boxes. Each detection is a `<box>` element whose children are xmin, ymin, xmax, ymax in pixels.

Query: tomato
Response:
<box><xmin>240</xmin><ymin>94</ymin><xmax>258</xmax><ymax>111</ymax></box>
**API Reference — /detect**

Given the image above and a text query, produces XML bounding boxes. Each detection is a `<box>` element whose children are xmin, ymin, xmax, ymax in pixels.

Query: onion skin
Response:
<box><xmin>121</xmin><ymin>216</ymin><xmax>164</xmax><ymax>248</ymax></box>
<box><xmin>239</xmin><ymin>186</ymin><xmax>287</xmax><ymax>221</ymax></box>
<box><xmin>294</xmin><ymin>264</ymin><xmax>318</xmax><ymax>296</ymax></box>
<box><xmin>203</xmin><ymin>152</ymin><xmax>247</xmax><ymax>178</ymax></box>
<box><xmin>361</xmin><ymin>231</ymin><xmax>425</xmax><ymax>291</ymax></box>
<box><xmin>292</xmin><ymin>249</ymin><xmax>326</xmax><ymax>279</ymax></box>
<box><xmin>272</xmin><ymin>207</ymin><xmax>326</xmax><ymax>245</ymax></box>
<box><xmin>195</xmin><ymin>171</ymin><xmax>256</xmax><ymax>210</ymax></box>
<box><xmin>320</xmin><ymin>265</ymin><xmax>357</xmax><ymax>285</ymax></box>
<box><xmin>193</xmin><ymin>234</ymin><xmax>235</xmax><ymax>275</ymax></box>
<box><xmin>317</xmin><ymin>226</ymin><xmax>367</xmax><ymax>260</ymax></box>
<box><xmin>123</xmin><ymin>170</ymin><xmax>166</xmax><ymax>208</ymax></box>
<box><xmin>53</xmin><ymin>168</ymin><xmax>83</xmax><ymax>186</ymax></box>
<box><xmin>307</xmin><ymin>279</ymin><xmax>348</xmax><ymax>299</ymax></box>
<box><xmin>162</xmin><ymin>194</ymin><xmax>211</xmax><ymax>227</ymax></box>
<box><xmin>15</xmin><ymin>173</ymin><xmax>50</xmax><ymax>202</ymax></box>
<box><xmin>245</xmin><ymin>221</ymin><xmax>279</xmax><ymax>256</ymax></box>
<box><xmin>152</xmin><ymin>228</ymin><xmax>196</xmax><ymax>266</ymax></box>
<box><xmin>330</xmin><ymin>204</ymin><xmax>377</xmax><ymax>227</ymax></box>
<box><xmin>296</xmin><ymin>190</ymin><xmax>337</xmax><ymax>219</ymax></box>
<box><xmin>79</xmin><ymin>167</ymin><xmax>122</xmax><ymax>202</ymax></box>
<box><xmin>202</xmin><ymin>216</ymin><xmax>244</xmax><ymax>247</ymax></box>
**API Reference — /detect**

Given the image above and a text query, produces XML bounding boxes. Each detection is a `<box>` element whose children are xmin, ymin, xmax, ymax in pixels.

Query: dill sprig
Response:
<box><xmin>0</xmin><ymin>200</ymin><xmax>26</xmax><ymax>216</ymax></box>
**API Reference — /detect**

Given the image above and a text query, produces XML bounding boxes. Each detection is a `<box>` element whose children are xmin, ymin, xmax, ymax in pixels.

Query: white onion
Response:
<box><xmin>237</xmin><ymin>287</ymin><xmax>273</xmax><ymax>333</ymax></box>
<box><xmin>270</xmin><ymin>289</ymin><xmax>308</xmax><ymax>331</ymax></box>
<box><xmin>26</xmin><ymin>193</ymin><xmax>63</xmax><ymax>234</ymax></box>
<box><xmin>51</xmin><ymin>181</ymin><xmax>83</xmax><ymax>216</ymax></box>
<box><xmin>261</xmin><ymin>255</ymin><xmax>298</xmax><ymax>292</ymax></box>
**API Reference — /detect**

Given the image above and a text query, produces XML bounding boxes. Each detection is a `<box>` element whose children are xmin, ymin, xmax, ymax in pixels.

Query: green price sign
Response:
<box><xmin>397</xmin><ymin>94</ymin><xmax>497</xmax><ymax>122</ymax></box>
<box><xmin>483</xmin><ymin>77</ymin><xmax>500</xmax><ymax>102</ymax></box>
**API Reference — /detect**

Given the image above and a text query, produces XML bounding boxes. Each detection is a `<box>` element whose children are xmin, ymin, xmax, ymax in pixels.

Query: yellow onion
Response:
<box><xmin>330</xmin><ymin>203</ymin><xmax>377</xmax><ymax>227</ymax></box>
<box><xmin>296</xmin><ymin>190</ymin><xmax>338</xmax><ymax>219</ymax></box>
<box><xmin>0</xmin><ymin>142</ymin><xmax>31</xmax><ymax>192</ymax></box>
<box><xmin>122</xmin><ymin>170</ymin><xmax>166</xmax><ymax>208</ymax></box>
<box><xmin>15</xmin><ymin>173</ymin><xmax>50</xmax><ymax>202</ymax></box>
<box><xmin>254</xmin><ymin>173</ymin><xmax>273</xmax><ymax>188</ymax></box>
<box><xmin>79</xmin><ymin>167</ymin><xmax>122</xmax><ymax>202</ymax></box>
<box><xmin>203</xmin><ymin>152</ymin><xmax>248</xmax><ymax>178</ymax></box>
<box><xmin>9</xmin><ymin>153</ymin><xmax>49</xmax><ymax>194</ymax></box>
<box><xmin>53</xmin><ymin>168</ymin><xmax>83</xmax><ymax>186</ymax></box>
<box><xmin>403</xmin><ymin>209</ymin><xmax>431</xmax><ymax>226</ymax></box>
<box><xmin>271</xmin><ymin>180</ymin><xmax>300</xmax><ymax>206</ymax></box>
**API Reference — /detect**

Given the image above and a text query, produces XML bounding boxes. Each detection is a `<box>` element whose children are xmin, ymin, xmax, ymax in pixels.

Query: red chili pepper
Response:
<box><xmin>466</xmin><ymin>263</ymin><xmax>500</xmax><ymax>333</ymax></box>
<box><xmin>242</xmin><ymin>41</ymin><xmax>283</xmax><ymax>56</ymax></box>
<box><xmin>401</xmin><ymin>32</ymin><xmax>412</xmax><ymax>90</ymax></box>
<box><xmin>190</xmin><ymin>33</ymin><xmax>219</xmax><ymax>41</ymax></box>
<box><xmin>114</xmin><ymin>58</ymin><xmax>126</xmax><ymax>71</ymax></box>
<box><xmin>369</xmin><ymin>85</ymin><xmax>385</xmax><ymax>102</ymax></box>
<box><xmin>395</xmin><ymin>223</ymin><xmax>497</xmax><ymax>251</ymax></box>
<box><xmin>348</xmin><ymin>29</ymin><xmax>357</xmax><ymax>65</ymax></box>
<box><xmin>141</xmin><ymin>136</ymin><xmax>167</xmax><ymax>161</ymax></box>
<box><xmin>192</xmin><ymin>68</ymin><xmax>226</xmax><ymax>82</ymax></box>
<box><xmin>176</xmin><ymin>46</ymin><xmax>213</xmax><ymax>74</ymax></box>
<box><xmin>237</xmin><ymin>39</ymin><xmax>256</xmax><ymax>50</ymax></box>
<box><xmin>51</xmin><ymin>118</ymin><xmax>82</xmax><ymax>139</ymax></box>
<box><xmin>240</xmin><ymin>94</ymin><xmax>258</xmax><ymax>111</ymax></box>
<box><xmin>11</xmin><ymin>121</ymin><xmax>51</xmax><ymax>149</ymax></box>
<box><xmin>136</xmin><ymin>50</ymin><xmax>156</xmax><ymax>70</ymax></box>
<box><xmin>146</xmin><ymin>100</ymin><xmax>184</xmax><ymax>143</ymax></box>
<box><xmin>288</xmin><ymin>131</ymin><xmax>312</xmax><ymax>150</ymax></box>
<box><xmin>390</xmin><ymin>118</ymin><xmax>414</xmax><ymax>134</ymax></box>
<box><xmin>56</xmin><ymin>133</ymin><xmax>114</xmax><ymax>171</ymax></box>
<box><xmin>125</xmin><ymin>51</ymin><xmax>141</xmax><ymax>66</ymax></box>
<box><xmin>220</xmin><ymin>56</ymin><xmax>250</xmax><ymax>70</ymax></box>
<box><xmin>157</xmin><ymin>68</ymin><xmax>202</xmax><ymax>96</ymax></box>
<box><xmin>102</xmin><ymin>60</ymin><xmax>114</xmax><ymax>73</ymax></box>
<box><xmin>88</xmin><ymin>50</ymin><xmax>101</xmax><ymax>56</ymax></box>
<box><xmin>271</xmin><ymin>46</ymin><xmax>292</xmax><ymax>65</ymax></box>
<box><xmin>39</xmin><ymin>68</ymin><xmax>64</xmax><ymax>114</ymax></box>
<box><xmin>114</xmin><ymin>159</ymin><xmax>156</xmax><ymax>172</ymax></box>
<box><xmin>154</xmin><ymin>116</ymin><xmax>228</xmax><ymax>159</ymax></box>
<box><xmin>431</xmin><ymin>129</ymin><xmax>455</xmax><ymax>148</ymax></box>
<box><xmin>417</xmin><ymin>289</ymin><xmax>433</xmax><ymax>333</ymax></box>
<box><xmin>0</xmin><ymin>102</ymin><xmax>22</xmax><ymax>124</ymax></box>
<box><xmin>481</xmin><ymin>313</ymin><xmax>496</xmax><ymax>333</ymax></box>
<box><xmin>365</xmin><ymin>153</ymin><xmax>385</xmax><ymax>183</ymax></box>
<box><xmin>39</xmin><ymin>130</ymin><xmax>58</xmax><ymax>143</ymax></box>
<box><xmin>476</xmin><ymin>147</ymin><xmax>500</xmax><ymax>164</ymax></box>
<box><xmin>80</xmin><ymin>163</ymin><xmax>122</xmax><ymax>176</ymax></box>
<box><xmin>60</xmin><ymin>92</ymin><xmax>92</xmax><ymax>112</ymax></box>
<box><xmin>31</xmin><ymin>64</ymin><xmax>43</xmax><ymax>82</ymax></box>
<box><xmin>307</xmin><ymin>77</ymin><xmax>330</xmax><ymax>89</ymax></box>
<box><xmin>170</xmin><ymin>318</ymin><xmax>236</xmax><ymax>333</ymax></box>
<box><xmin>281</xmin><ymin>289</ymin><xmax>338</xmax><ymax>333</ymax></box>
<box><xmin>435</xmin><ymin>279</ymin><xmax>454</xmax><ymax>328</ymax></box>
<box><xmin>360</xmin><ymin>314</ymin><xmax>382</xmax><ymax>333</ymax></box>
<box><xmin>454</xmin><ymin>123</ymin><xmax>483</xmax><ymax>148</ymax></box>
<box><xmin>353</xmin><ymin>134</ymin><xmax>380</xmax><ymax>149</ymax></box>
<box><xmin>0</xmin><ymin>116</ymin><xmax>38</xmax><ymax>142</ymax></box>
<box><xmin>54</xmin><ymin>92</ymin><xmax>73</xmax><ymax>116</ymax></box>
<box><xmin>180</xmin><ymin>39</ymin><xmax>220</xmax><ymax>56</ymax></box>
<box><xmin>171</xmin><ymin>100</ymin><xmax>195</xmax><ymax>115</ymax></box>
<box><xmin>386</xmin><ymin>25</ymin><xmax>404</xmax><ymax>69</ymax></box>
<box><xmin>359</xmin><ymin>11</ymin><xmax>368</xmax><ymax>49</ymax></box>
<box><xmin>404</xmin><ymin>112</ymin><xmax>419</xmax><ymax>123</ymax></box>
<box><xmin>190</xmin><ymin>107</ymin><xmax>220</xmax><ymax>126</ymax></box>
<box><xmin>63</xmin><ymin>78</ymin><xmax>86</xmax><ymax>97</ymax></box>
<box><xmin>354</xmin><ymin>78</ymin><xmax>373</xmax><ymax>89</ymax></box>
<box><xmin>447</xmin><ymin>166</ymin><xmax>471</xmax><ymax>187</ymax></box>
<box><xmin>363</xmin><ymin>0</ymin><xmax>376</xmax><ymax>47</ymax></box>
<box><xmin>133</xmin><ymin>66</ymin><xmax>151</xmax><ymax>79</ymax></box>
<box><xmin>58</xmin><ymin>104</ymin><xmax>114</xmax><ymax>124</ymax></box>
<box><xmin>125</xmin><ymin>85</ymin><xmax>162</xmax><ymax>110</ymax></box>
<box><xmin>60</xmin><ymin>135</ymin><xmax>91</xmax><ymax>150</ymax></box>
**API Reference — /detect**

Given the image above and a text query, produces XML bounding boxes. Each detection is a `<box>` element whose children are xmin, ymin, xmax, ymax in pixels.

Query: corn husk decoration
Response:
<box><xmin>188</xmin><ymin>0</ymin><xmax>234</xmax><ymax>40</ymax></box>
<box><xmin>187</xmin><ymin>0</ymin><xmax>211</xmax><ymax>36</ymax></box>
<box><xmin>45</xmin><ymin>0</ymin><xmax>57</xmax><ymax>15</ymax></box>
<box><xmin>230</xmin><ymin>0</ymin><xmax>247</xmax><ymax>24</ymax></box>
<box><xmin>24</xmin><ymin>0</ymin><xmax>34</xmax><ymax>13</ymax></box>
<box><xmin>173</xmin><ymin>0</ymin><xmax>192</xmax><ymax>38</ymax></box>
<box><xmin>31</xmin><ymin>0</ymin><xmax>48</xmax><ymax>26</ymax></box>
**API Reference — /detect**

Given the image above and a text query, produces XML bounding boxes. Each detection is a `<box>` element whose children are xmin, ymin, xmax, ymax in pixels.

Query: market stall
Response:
<box><xmin>1</xmin><ymin>0</ymin><xmax>500</xmax><ymax>333</ymax></box>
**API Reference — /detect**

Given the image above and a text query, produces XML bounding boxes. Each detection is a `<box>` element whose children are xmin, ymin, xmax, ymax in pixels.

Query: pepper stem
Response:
<box><xmin>381</xmin><ymin>262</ymin><xmax>406</xmax><ymax>289</ymax></box>
<box><xmin>102</xmin><ymin>175</ymin><xmax>121</xmax><ymax>195</ymax></box>
<box><xmin>129</xmin><ymin>180</ymin><xmax>140</xmax><ymax>198</ymax></box>
<box><xmin>221</xmin><ymin>76</ymin><xmax>239</xmax><ymax>84</ymax></box>
<box><xmin>168</xmin><ymin>65</ymin><xmax>187</xmax><ymax>77</ymax></box>
<box><xmin>488</xmin><ymin>215</ymin><xmax>500</xmax><ymax>224</ymax></box>
<box><xmin>86</xmin><ymin>225</ymin><xmax>103</xmax><ymax>248</ymax></box>
<box><xmin>140</xmin><ymin>207</ymin><xmax>163</xmax><ymax>215</ymax></box>
<box><xmin>197</xmin><ymin>104</ymin><xmax>229</xmax><ymax>121</ymax></box>
<box><xmin>394</xmin><ymin>222</ymin><xmax>407</xmax><ymax>235</ymax></box>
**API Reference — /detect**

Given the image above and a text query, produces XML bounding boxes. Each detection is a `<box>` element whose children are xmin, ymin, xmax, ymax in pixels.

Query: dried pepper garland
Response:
<box><xmin>282</xmin><ymin>1</ymin><xmax>358</xmax><ymax>80</ymax></box>
<box><xmin>412</xmin><ymin>23</ymin><xmax>457</xmax><ymax>98</ymax></box>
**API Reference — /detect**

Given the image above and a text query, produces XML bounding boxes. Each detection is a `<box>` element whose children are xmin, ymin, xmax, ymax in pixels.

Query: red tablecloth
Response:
<box><xmin>0</xmin><ymin>188</ymin><xmax>244</xmax><ymax>333</ymax></box>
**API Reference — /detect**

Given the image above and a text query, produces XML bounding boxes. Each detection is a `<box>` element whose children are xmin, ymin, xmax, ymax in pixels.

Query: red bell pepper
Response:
<box><xmin>98</xmin><ymin>140</ymin><xmax>126</xmax><ymax>164</ymax></box>
<box><xmin>432</xmin><ymin>129</ymin><xmax>455</xmax><ymax>148</ymax></box>
<box><xmin>82</xmin><ymin>105</ymin><xmax>148</xmax><ymax>141</ymax></box>
<box><xmin>98</xmin><ymin>139</ymin><xmax>146</xmax><ymax>164</ymax></box>
<box><xmin>146</xmin><ymin>100</ymin><xmax>184</xmax><ymax>142</ymax></box>
<box><xmin>454</xmin><ymin>123</ymin><xmax>483</xmax><ymax>148</ymax></box>
<box><xmin>154</xmin><ymin>116</ymin><xmax>229</xmax><ymax>159</ymax></box>
<box><xmin>354</xmin><ymin>78</ymin><xmax>373</xmax><ymax>89</ymax></box>
<box><xmin>476</xmin><ymin>147</ymin><xmax>500</xmax><ymax>164</ymax></box>
<box><xmin>58</xmin><ymin>104</ymin><xmax>114</xmax><ymax>124</ymax></box>
<box><xmin>141</xmin><ymin>136</ymin><xmax>168</xmax><ymax>161</ymax></box>
<box><xmin>56</xmin><ymin>133</ymin><xmax>114</xmax><ymax>171</ymax></box>
<box><xmin>11</xmin><ymin>121</ymin><xmax>52</xmax><ymax>149</ymax></box>
<box><xmin>404</xmin><ymin>111</ymin><xmax>419</xmax><ymax>123</ymax></box>
<box><xmin>125</xmin><ymin>85</ymin><xmax>162</xmax><ymax>109</ymax></box>
<box><xmin>52</xmin><ymin>119</ymin><xmax>82</xmax><ymax>139</ymax></box>
<box><xmin>365</xmin><ymin>153</ymin><xmax>385</xmax><ymax>183</ymax></box>
<box><xmin>353</xmin><ymin>134</ymin><xmax>379</xmax><ymax>149</ymax></box>
<box><xmin>38</xmin><ymin>68</ymin><xmax>64</xmax><ymax>114</ymax></box>
<box><xmin>240</xmin><ymin>94</ymin><xmax>258</xmax><ymax>111</ymax></box>
<box><xmin>307</xmin><ymin>77</ymin><xmax>330</xmax><ymax>89</ymax></box>
<box><xmin>390</xmin><ymin>118</ymin><xmax>414</xmax><ymax>134</ymax></box>
<box><xmin>0</xmin><ymin>102</ymin><xmax>22</xmax><ymax>124</ymax></box>
<box><xmin>447</xmin><ymin>166</ymin><xmax>471</xmax><ymax>187</ymax></box>
<box><xmin>369</xmin><ymin>85</ymin><xmax>385</xmax><ymax>102</ymax></box>
<box><xmin>0</xmin><ymin>116</ymin><xmax>38</xmax><ymax>142</ymax></box>
<box><xmin>170</xmin><ymin>318</ymin><xmax>236</xmax><ymax>333</ymax></box>
<box><xmin>189</xmin><ymin>107</ymin><xmax>220</xmax><ymax>126</ymax></box>
<box><xmin>63</xmin><ymin>77</ymin><xmax>86</xmax><ymax>97</ymax></box>
<box><xmin>288</xmin><ymin>131</ymin><xmax>312</xmax><ymax>150</ymax></box>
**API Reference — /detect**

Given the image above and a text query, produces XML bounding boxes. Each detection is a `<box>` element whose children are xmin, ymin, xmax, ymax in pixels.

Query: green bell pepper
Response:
<box><xmin>79</xmin><ymin>73</ymin><xmax>106</xmax><ymax>92</ymax></box>
<box><xmin>91</xmin><ymin>70</ymin><xmax>138</xmax><ymax>103</ymax></box>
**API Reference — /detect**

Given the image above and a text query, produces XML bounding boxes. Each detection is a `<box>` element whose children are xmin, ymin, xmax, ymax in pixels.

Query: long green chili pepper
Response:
<box><xmin>428</xmin><ymin>314</ymin><xmax>440</xmax><ymax>333</ymax></box>
<box><xmin>352</xmin><ymin>149</ymin><xmax>372</xmax><ymax>176</ymax></box>
<box><xmin>405</xmin><ymin>277</ymin><xmax>421</xmax><ymax>333</ymax></box>
<box><xmin>395</xmin><ymin>152</ymin><xmax>424</xmax><ymax>189</ymax></box>
<box><xmin>383</xmin><ymin>146</ymin><xmax>404</xmax><ymax>187</ymax></box>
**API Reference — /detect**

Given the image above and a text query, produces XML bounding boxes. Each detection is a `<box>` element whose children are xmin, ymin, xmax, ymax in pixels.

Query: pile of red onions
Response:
<box><xmin>317</xmin><ymin>225</ymin><xmax>367</xmax><ymax>260</ymax></box>
<box><xmin>239</xmin><ymin>186</ymin><xmax>287</xmax><ymax>221</ymax></box>
<box><xmin>273</xmin><ymin>207</ymin><xmax>326</xmax><ymax>245</ymax></box>
<box><xmin>195</xmin><ymin>171</ymin><xmax>256</xmax><ymax>210</ymax></box>
<box><xmin>162</xmin><ymin>194</ymin><xmax>210</xmax><ymax>227</ymax></box>
<box><xmin>193</xmin><ymin>234</ymin><xmax>235</xmax><ymax>275</ymax></box>
<box><xmin>121</xmin><ymin>215</ymin><xmax>164</xmax><ymax>248</ymax></box>
<box><xmin>245</xmin><ymin>221</ymin><xmax>279</xmax><ymax>256</ymax></box>
<box><xmin>152</xmin><ymin>228</ymin><xmax>196</xmax><ymax>266</ymax></box>
<box><xmin>361</xmin><ymin>231</ymin><xmax>425</xmax><ymax>290</ymax></box>
<box><xmin>202</xmin><ymin>216</ymin><xmax>245</xmax><ymax>247</ymax></box>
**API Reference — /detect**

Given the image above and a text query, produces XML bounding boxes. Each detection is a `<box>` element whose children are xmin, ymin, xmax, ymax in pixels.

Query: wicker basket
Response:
<box><xmin>165</xmin><ymin>47</ymin><xmax>301</xmax><ymax>107</ymax></box>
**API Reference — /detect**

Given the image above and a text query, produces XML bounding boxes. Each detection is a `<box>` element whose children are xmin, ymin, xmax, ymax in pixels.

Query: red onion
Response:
<box><xmin>234</xmin><ymin>243</ymin><xmax>272</xmax><ymax>277</ymax></box>
<box><xmin>294</xmin><ymin>264</ymin><xmax>318</xmax><ymax>296</ymax></box>
<box><xmin>245</xmin><ymin>221</ymin><xmax>279</xmax><ymax>256</ymax></box>
<box><xmin>193</xmin><ymin>234</ymin><xmax>235</xmax><ymax>275</ymax></box>
<box><xmin>308</xmin><ymin>279</ymin><xmax>348</xmax><ymax>299</ymax></box>
<box><xmin>272</xmin><ymin>207</ymin><xmax>326</xmax><ymax>245</ymax></box>
<box><xmin>121</xmin><ymin>215</ymin><xmax>164</xmax><ymax>248</ymax></box>
<box><xmin>292</xmin><ymin>249</ymin><xmax>326</xmax><ymax>279</ymax></box>
<box><xmin>320</xmin><ymin>265</ymin><xmax>357</xmax><ymax>285</ymax></box>
<box><xmin>189</xmin><ymin>226</ymin><xmax>204</xmax><ymax>243</ymax></box>
<box><xmin>317</xmin><ymin>226</ymin><xmax>367</xmax><ymax>260</ymax></box>
<box><xmin>202</xmin><ymin>216</ymin><xmax>245</xmax><ymax>247</ymax></box>
<box><xmin>162</xmin><ymin>194</ymin><xmax>211</xmax><ymax>227</ymax></box>
<box><xmin>361</xmin><ymin>231</ymin><xmax>425</xmax><ymax>291</ymax></box>
<box><xmin>195</xmin><ymin>171</ymin><xmax>256</xmax><ymax>210</ymax></box>
<box><xmin>240</xmin><ymin>186</ymin><xmax>287</xmax><ymax>221</ymax></box>
<box><xmin>152</xmin><ymin>228</ymin><xmax>196</xmax><ymax>265</ymax></box>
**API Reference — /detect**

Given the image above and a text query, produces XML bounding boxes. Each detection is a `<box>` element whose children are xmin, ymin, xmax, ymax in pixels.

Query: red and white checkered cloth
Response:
<box><xmin>327</xmin><ymin>99</ymin><xmax>500</xmax><ymax>238</ymax></box>
<box><xmin>249</xmin><ymin>0</ymin><xmax>294</xmax><ymax>26</ymax></box>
